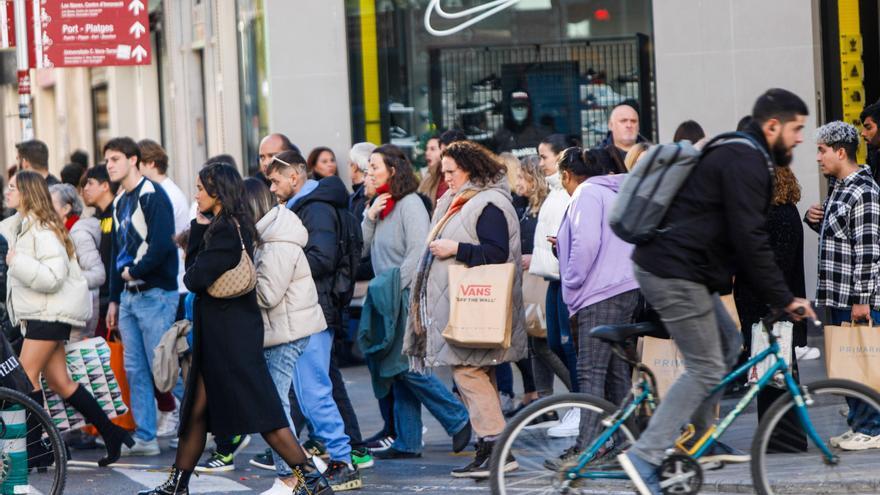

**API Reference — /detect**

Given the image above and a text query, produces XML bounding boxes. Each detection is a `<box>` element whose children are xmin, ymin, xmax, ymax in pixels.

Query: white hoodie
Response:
<box><xmin>529</xmin><ymin>172</ymin><xmax>570</xmax><ymax>280</ymax></box>
<box><xmin>254</xmin><ymin>206</ymin><xmax>327</xmax><ymax>348</ymax></box>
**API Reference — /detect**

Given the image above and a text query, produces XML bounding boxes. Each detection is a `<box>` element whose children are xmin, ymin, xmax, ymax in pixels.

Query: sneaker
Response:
<box><xmin>830</xmin><ymin>429</ymin><xmax>855</xmax><ymax>448</ymax></box>
<box><xmin>544</xmin><ymin>446</ymin><xmax>582</xmax><ymax>471</ymax></box>
<box><xmin>545</xmin><ymin>445</ymin><xmax>622</xmax><ymax>471</ymax></box>
<box><xmin>524</xmin><ymin>410</ymin><xmax>559</xmax><ymax>429</ymax></box>
<box><xmin>451</xmin><ymin>439</ymin><xmax>517</xmax><ymax>479</ymax></box>
<box><xmin>838</xmin><ymin>432</ymin><xmax>880</xmax><ymax>451</ymax></box>
<box><xmin>365</xmin><ymin>435</ymin><xmax>394</xmax><ymax>453</ymax></box>
<box><xmin>617</xmin><ymin>451</ymin><xmax>662</xmax><ymax>495</ymax></box>
<box><xmin>452</xmin><ymin>422</ymin><xmax>472</xmax><ymax>453</ymax></box>
<box><xmin>261</xmin><ymin>478</ymin><xmax>296</xmax><ymax>495</ymax></box>
<box><xmin>250</xmin><ymin>448</ymin><xmax>275</xmax><ymax>471</ymax></box>
<box><xmin>795</xmin><ymin>346</ymin><xmax>821</xmax><ymax>361</ymax></box>
<box><xmin>196</xmin><ymin>450</ymin><xmax>235</xmax><ymax>473</ymax></box>
<box><xmin>351</xmin><ymin>447</ymin><xmax>374</xmax><ymax>469</ymax></box>
<box><xmin>698</xmin><ymin>441</ymin><xmax>750</xmax><ymax>464</ymax></box>
<box><xmin>373</xmin><ymin>447</ymin><xmax>421</xmax><ymax>459</ymax></box>
<box><xmin>548</xmin><ymin>408</ymin><xmax>581</xmax><ymax>438</ymax></box>
<box><xmin>324</xmin><ymin>461</ymin><xmax>362</xmax><ymax>491</ymax></box>
<box><xmin>229</xmin><ymin>434</ymin><xmax>252</xmax><ymax>456</ymax></box>
<box><xmin>304</xmin><ymin>439</ymin><xmax>328</xmax><ymax>458</ymax></box>
<box><xmin>121</xmin><ymin>437</ymin><xmax>160</xmax><ymax>457</ymax></box>
<box><xmin>156</xmin><ymin>400</ymin><xmax>180</xmax><ymax>438</ymax></box>
<box><xmin>168</xmin><ymin>437</ymin><xmax>178</xmax><ymax>449</ymax></box>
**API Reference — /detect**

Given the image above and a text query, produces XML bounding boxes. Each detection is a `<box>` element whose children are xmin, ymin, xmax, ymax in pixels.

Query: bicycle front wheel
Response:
<box><xmin>489</xmin><ymin>393</ymin><xmax>639</xmax><ymax>495</ymax></box>
<box><xmin>0</xmin><ymin>387</ymin><xmax>67</xmax><ymax>495</ymax></box>
<box><xmin>751</xmin><ymin>379</ymin><xmax>880</xmax><ymax>495</ymax></box>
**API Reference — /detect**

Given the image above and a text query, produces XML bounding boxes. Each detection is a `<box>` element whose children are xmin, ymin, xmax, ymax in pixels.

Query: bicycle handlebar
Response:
<box><xmin>761</xmin><ymin>307</ymin><xmax>822</xmax><ymax>330</ymax></box>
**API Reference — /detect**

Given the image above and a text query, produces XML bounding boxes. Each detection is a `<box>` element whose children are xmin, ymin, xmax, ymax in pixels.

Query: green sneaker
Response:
<box><xmin>196</xmin><ymin>450</ymin><xmax>235</xmax><ymax>472</ymax></box>
<box><xmin>303</xmin><ymin>439</ymin><xmax>328</xmax><ymax>459</ymax></box>
<box><xmin>351</xmin><ymin>447</ymin><xmax>374</xmax><ymax>469</ymax></box>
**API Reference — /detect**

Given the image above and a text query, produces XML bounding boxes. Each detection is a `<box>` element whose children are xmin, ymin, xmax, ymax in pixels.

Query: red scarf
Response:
<box><xmin>65</xmin><ymin>214</ymin><xmax>80</xmax><ymax>231</ymax></box>
<box><xmin>376</xmin><ymin>183</ymin><xmax>397</xmax><ymax>220</ymax></box>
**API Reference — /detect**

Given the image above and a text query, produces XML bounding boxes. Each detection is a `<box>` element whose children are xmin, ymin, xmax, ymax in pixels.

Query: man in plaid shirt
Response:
<box><xmin>805</xmin><ymin>120</ymin><xmax>880</xmax><ymax>450</ymax></box>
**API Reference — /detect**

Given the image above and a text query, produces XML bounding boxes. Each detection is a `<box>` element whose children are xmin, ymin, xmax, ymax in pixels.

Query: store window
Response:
<box><xmin>92</xmin><ymin>83</ymin><xmax>110</xmax><ymax>159</ymax></box>
<box><xmin>346</xmin><ymin>0</ymin><xmax>654</xmax><ymax>165</ymax></box>
<box><xmin>237</xmin><ymin>0</ymin><xmax>270</xmax><ymax>175</ymax></box>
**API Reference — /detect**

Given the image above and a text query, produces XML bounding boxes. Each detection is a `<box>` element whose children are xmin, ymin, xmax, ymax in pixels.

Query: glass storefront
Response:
<box><xmin>346</xmin><ymin>0</ymin><xmax>654</xmax><ymax>165</ymax></box>
<box><xmin>236</xmin><ymin>0</ymin><xmax>270</xmax><ymax>175</ymax></box>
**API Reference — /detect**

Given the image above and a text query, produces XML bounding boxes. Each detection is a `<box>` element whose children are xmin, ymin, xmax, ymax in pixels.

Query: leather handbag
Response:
<box><xmin>207</xmin><ymin>220</ymin><xmax>257</xmax><ymax>298</ymax></box>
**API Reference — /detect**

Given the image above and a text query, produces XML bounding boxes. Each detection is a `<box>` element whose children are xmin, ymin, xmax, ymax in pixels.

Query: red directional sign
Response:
<box><xmin>36</xmin><ymin>0</ymin><xmax>151</xmax><ymax>68</ymax></box>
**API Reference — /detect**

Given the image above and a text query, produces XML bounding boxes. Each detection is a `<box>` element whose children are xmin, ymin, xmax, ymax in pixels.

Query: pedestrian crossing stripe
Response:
<box><xmin>114</xmin><ymin>468</ymin><xmax>250</xmax><ymax>493</ymax></box>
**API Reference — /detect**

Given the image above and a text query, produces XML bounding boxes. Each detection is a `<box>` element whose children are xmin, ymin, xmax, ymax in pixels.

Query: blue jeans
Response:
<box><xmin>828</xmin><ymin>308</ymin><xmax>880</xmax><ymax>436</ymax></box>
<box><xmin>292</xmin><ymin>329</ymin><xmax>351</xmax><ymax>462</ymax></box>
<box><xmin>546</xmin><ymin>281</ymin><xmax>578</xmax><ymax>392</ymax></box>
<box><xmin>391</xmin><ymin>371</ymin><xmax>469</xmax><ymax>454</ymax></box>
<box><xmin>264</xmin><ymin>337</ymin><xmax>310</xmax><ymax>477</ymax></box>
<box><xmin>118</xmin><ymin>288</ymin><xmax>179</xmax><ymax>442</ymax></box>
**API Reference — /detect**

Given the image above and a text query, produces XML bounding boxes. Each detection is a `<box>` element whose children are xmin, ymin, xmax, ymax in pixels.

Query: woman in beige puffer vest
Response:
<box><xmin>2</xmin><ymin>171</ymin><xmax>133</xmax><ymax>468</ymax></box>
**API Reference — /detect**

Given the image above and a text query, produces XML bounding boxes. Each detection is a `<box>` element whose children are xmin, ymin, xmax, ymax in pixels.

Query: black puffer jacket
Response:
<box><xmin>632</xmin><ymin>123</ymin><xmax>794</xmax><ymax>309</ymax></box>
<box><xmin>290</xmin><ymin>176</ymin><xmax>350</xmax><ymax>330</ymax></box>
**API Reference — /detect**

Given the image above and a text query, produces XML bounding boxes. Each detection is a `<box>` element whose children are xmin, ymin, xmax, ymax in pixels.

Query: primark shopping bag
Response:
<box><xmin>639</xmin><ymin>336</ymin><xmax>685</xmax><ymax>398</ymax></box>
<box><xmin>41</xmin><ymin>337</ymin><xmax>129</xmax><ymax>432</ymax></box>
<box><xmin>825</xmin><ymin>322</ymin><xmax>880</xmax><ymax>393</ymax></box>
<box><xmin>442</xmin><ymin>263</ymin><xmax>515</xmax><ymax>349</ymax></box>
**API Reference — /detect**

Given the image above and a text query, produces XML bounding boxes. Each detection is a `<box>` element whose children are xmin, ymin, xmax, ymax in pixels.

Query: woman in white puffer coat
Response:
<box><xmin>529</xmin><ymin>134</ymin><xmax>579</xmax><ymax>399</ymax></box>
<box><xmin>1</xmin><ymin>171</ymin><xmax>133</xmax><ymax>469</ymax></box>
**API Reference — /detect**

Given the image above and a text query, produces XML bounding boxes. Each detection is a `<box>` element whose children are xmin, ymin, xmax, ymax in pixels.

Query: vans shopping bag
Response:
<box><xmin>748</xmin><ymin>321</ymin><xmax>793</xmax><ymax>385</ymax></box>
<box><xmin>42</xmin><ymin>337</ymin><xmax>129</xmax><ymax>432</ymax></box>
<box><xmin>442</xmin><ymin>263</ymin><xmax>515</xmax><ymax>349</ymax></box>
<box><xmin>522</xmin><ymin>272</ymin><xmax>549</xmax><ymax>338</ymax></box>
<box><xmin>825</xmin><ymin>322</ymin><xmax>880</xmax><ymax>392</ymax></box>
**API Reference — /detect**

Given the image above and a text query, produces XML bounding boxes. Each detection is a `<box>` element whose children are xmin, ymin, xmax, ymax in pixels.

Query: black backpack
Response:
<box><xmin>331</xmin><ymin>206</ymin><xmax>363</xmax><ymax>308</ymax></box>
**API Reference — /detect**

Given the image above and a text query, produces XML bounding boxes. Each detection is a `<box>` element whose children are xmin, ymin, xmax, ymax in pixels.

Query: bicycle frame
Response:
<box><xmin>570</xmin><ymin>326</ymin><xmax>837</xmax><ymax>481</ymax></box>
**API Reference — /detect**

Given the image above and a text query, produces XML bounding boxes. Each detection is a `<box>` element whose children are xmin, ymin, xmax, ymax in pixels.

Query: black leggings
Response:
<box><xmin>175</xmin><ymin>374</ymin><xmax>307</xmax><ymax>471</ymax></box>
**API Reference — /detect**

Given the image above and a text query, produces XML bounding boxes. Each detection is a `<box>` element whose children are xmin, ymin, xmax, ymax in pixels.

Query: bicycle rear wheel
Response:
<box><xmin>489</xmin><ymin>393</ymin><xmax>639</xmax><ymax>495</ymax></box>
<box><xmin>0</xmin><ymin>387</ymin><xmax>66</xmax><ymax>495</ymax></box>
<box><xmin>751</xmin><ymin>379</ymin><xmax>880</xmax><ymax>495</ymax></box>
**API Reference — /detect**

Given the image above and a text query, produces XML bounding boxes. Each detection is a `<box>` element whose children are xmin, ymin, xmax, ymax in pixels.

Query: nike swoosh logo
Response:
<box><xmin>424</xmin><ymin>0</ymin><xmax>520</xmax><ymax>37</ymax></box>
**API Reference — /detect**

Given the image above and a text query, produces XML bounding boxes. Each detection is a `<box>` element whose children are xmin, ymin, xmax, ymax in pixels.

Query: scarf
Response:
<box><xmin>64</xmin><ymin>214</ymin><xmax>80</xmax><ymax>231</ymax></box>
<box><xmin>406</xmin><ymin>187</ymin><xmax>479</xmax><ymax>372</ymax></box>
<box><xmin>376</xmin><ymin>183</ymin><xmax>397</xmax><ymax>219</ymax></box>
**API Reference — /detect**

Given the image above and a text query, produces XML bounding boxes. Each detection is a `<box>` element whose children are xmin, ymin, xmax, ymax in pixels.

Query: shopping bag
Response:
<box><xmin>638</xmin><ymin>336</ymin><xmax>685</xmax><ymax>398</ymax></box>
<box><xmin>42</xmin><ymin>336</ymin><xmax>129</xmax><ymax>432</ymax></box>
<box><xmin>442</xmin><ymin>263</ymin><xmax>515</xmax><ymax>349</ymax></box>
<box><xmin>825</xmin><ymin>322</ymin><xmax>880</xmax><ymax>392</ymax></box>
<box><xmin>0</xmin><ymin>332</ymin><xmax>31</xmax><ymax>393</ymax></box>
<box><xmin>522</xmin><ymin>272</ymin><xmax>549</xmax><ymax>338</ymax></box>
<box><xmin>748</xmin><ymin>321</ymin><xmax>793</xmax><ymax>385</ymax></box>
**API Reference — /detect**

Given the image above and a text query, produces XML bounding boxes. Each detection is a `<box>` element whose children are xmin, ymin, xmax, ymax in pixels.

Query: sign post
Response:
<box><xmin>13</xmin><ymin>0</ymin><xmax>31</xmax><ymax>141</ymax></box>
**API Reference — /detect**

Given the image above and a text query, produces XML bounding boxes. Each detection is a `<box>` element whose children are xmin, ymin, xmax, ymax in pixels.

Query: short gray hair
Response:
<box><xmin>815</xmin><ymin>121</ymin><xmax>859</xmax><ymax>147</ymax></box>
<box><xmin>349</xmin><ymin>142</ymin><xmax>377</xmax><ymax>172</ymax></box>
<box><xmin>49</xmin><ymin>183</ymin><xmax>84</xmax><ymax>217</ymax></box>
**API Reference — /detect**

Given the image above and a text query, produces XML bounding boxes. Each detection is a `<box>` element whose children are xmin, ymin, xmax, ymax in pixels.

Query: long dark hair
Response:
<box><xmin>198</xmin><ymin>163</ymin><xmax>256</xmax><ymax>245</ymax></box>
<box><xmin>371</xmin><ymin>144</ymin><xmax>419</xmax><ymax>199</ymax></box>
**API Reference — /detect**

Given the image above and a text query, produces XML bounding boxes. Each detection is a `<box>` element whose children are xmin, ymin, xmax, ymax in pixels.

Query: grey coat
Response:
<box><xmin>406</xmin><ymin>179</ymin><xmax>526</xmax><ymax>368</ymax></box>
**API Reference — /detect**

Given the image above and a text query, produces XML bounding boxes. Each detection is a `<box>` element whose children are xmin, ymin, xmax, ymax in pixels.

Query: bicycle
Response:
<box><xmin>0</xmin><ymin>386</ymin><xmax>67</xmax><ymax>495</ymax></box>
<box><xmin>489</xmin><ymin>310</ymin><xmax>880</xmax><ymax>495</ymax></box>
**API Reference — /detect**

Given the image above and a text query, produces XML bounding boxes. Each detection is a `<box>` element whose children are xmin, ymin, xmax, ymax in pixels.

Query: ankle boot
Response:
<box><xmin>137</xmin><ymin>466</ymin><xmax>192</xmax><ymax>495</ymax></box>
<box><xmin>26</xmin><ymin>390</ymin><xmax>53</xmax><ymax>472</ymax></box>
<box><xmin>64</xmin><ymin>384</ymin><xmax>134</xmax><ymax>466</ymax></box>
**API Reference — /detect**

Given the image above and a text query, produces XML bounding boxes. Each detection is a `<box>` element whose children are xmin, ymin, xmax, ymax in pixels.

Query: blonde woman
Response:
<box><xmin>2</xmin><ymin>171</ymin><xmax>132</xmax><ymax>469</ymax></box>
<box><xmin>624</xmin><ymin>142</ymin><xmax>650</xmax><ymax>171</ymax></box>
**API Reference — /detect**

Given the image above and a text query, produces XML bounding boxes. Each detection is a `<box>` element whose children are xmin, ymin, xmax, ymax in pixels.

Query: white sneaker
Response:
<box><xmin>829</xmin><ymin>429</ymin><xmax>854</xmax><ymax>447</ymax></box>
<box><xmin>121</xmin><ymin>438</ymin><xmax>161</xmax><ymax>456</ymax></box>
<box><xmin>260</xmin><ymin>478</ymin><xmax>296</xmax><ymax>495</ymax></box>
<box><xmin>795</xmin><ymin>346</ymin><xmax>821</xmax><ymax>361</ymax></box>
<box><xmin>838</xmin><ymin>432</ymin><xmax>880</xmax><ymax>451</ymax></box>
<box><xmin>157</xmin><ymin>400</ymin><xmax>180</xmax><ymax>438</ymax></box>
<box><xmin>547</xmin><ymin>408</ymin><xmax>580</xmax><ymax>438</ymax></box>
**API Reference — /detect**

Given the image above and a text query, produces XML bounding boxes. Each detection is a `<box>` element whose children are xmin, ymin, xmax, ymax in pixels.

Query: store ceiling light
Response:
<box><xmin>424</xmin><ymin>0</ymin><xmax>521</xmax><ymax>36</ymax></box>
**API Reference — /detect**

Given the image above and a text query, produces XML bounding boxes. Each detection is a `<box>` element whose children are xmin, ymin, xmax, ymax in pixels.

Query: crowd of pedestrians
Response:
<box><xmin>0</xmin><ymin>89</ymin><xmax>878</xmax><ymax>495</ymax></box>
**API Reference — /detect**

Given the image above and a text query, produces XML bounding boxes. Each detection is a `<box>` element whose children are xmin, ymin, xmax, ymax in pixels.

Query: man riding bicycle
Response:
<box><xmin>619</xmin><ymin>88</ymin><xmax>817</xmax><ymax>495</ymax></box>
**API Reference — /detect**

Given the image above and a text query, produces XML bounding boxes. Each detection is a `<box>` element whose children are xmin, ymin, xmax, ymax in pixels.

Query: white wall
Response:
<box><xmin>264</xmin><ymin>0</ymin><xmax>353</xmax><ymax>187</ymax></box>
<box><xmin>653</xmin><ymin>0</ymin><xmax>822</xmax><ymax>295</ymax></box>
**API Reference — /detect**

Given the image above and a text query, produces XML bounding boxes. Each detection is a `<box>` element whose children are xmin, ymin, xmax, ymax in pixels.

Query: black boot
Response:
<box><xmin>296</xmin><ymin>462</ymin><xmax>335</xmax><ymax>495</ymax></box>
<box><xmin>65</xmin><ymin>384</ymin><xmax>134</xmax><ymax>466</ymax></box>
<box><xmin>26</xmin><ymin>390</ymin><xmax>53</xmax><ymax>472</ymax></box>
<box><xmin>138</xmin><ymin>466</ymin><xmax>192</xmax><ymax>495</ymax></box>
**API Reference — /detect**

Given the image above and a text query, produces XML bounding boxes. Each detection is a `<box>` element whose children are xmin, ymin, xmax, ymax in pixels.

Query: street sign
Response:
<box><xmin>0</xmin><ymin>1</ymin><xmax>37</xmax><ymax>68</ymax></box>
<box><xmin>36</xmin><ymin>0</ymin><xmax>152</xmax><ymax>68</ymax></box>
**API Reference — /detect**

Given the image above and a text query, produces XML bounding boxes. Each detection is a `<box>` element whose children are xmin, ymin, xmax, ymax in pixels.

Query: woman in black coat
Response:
<box><xmin>141</xmin><ymin>163</ymin><xmax>323</xmax><ymax>495</ymax></box>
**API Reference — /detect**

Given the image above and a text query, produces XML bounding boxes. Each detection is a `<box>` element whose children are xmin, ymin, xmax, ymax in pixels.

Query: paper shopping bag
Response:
<box><xmin>825</xmin><ymin>323</ymin><xmax>880</xmax><ymax>393</ymax></box>
<box><xmin>748</xmin><ymin>321</ymin><xmax>792</xmax><ymax>385</ymax></box>
<box><xmin>43</xmin><ymin>336</ymin><xmax>130</xmax><ymax>432</ymax></box>
<box><xmin>442</xmin><ymin>263</ymin><xmax>515</xmax><ymax>349</ymax></box>
<box><xmin>638</xmin><ymin>336</ymin><xmax>685</xmax><ymax>398</ymax></box>
<box><xmin>522</xmin><ymin>272</ymin><xmax>549</xmax><ymax>338</ymax></box>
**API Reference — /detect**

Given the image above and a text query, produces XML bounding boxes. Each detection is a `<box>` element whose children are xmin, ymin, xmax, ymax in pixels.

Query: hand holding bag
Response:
<box><xmin>442</xmin><ymin>262</ymin><xmax>515</xmax><ymax>349</ymax></box>
<box><xmin>207</xmin><ymin>220</ymin><xmax>257</xmax><ymax>299</ymax></box>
